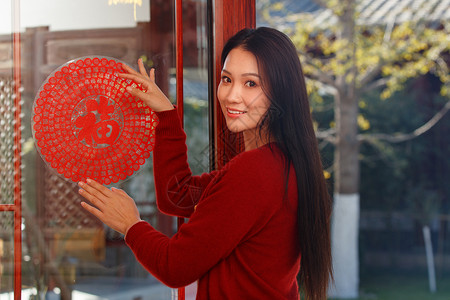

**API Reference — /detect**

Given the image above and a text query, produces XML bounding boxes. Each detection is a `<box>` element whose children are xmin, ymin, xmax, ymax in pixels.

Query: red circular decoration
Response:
<box><xmin>32</xmin><ymin>56</ymin><xmax>158</xmax><ymax>185</ymax></box>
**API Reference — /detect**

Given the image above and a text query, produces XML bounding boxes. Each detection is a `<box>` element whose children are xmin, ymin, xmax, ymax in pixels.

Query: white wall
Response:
<box><xmin>0</xmin><ymin>0</ymin><xmax>150</xmax><ymax>35</ymax></box>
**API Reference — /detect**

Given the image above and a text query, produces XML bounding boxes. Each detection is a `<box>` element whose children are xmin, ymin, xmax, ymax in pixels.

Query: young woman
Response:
<box><xmin>78</xmin><ymin>27</ymin><xmax>333</xmax><ymax>299</ymax></box>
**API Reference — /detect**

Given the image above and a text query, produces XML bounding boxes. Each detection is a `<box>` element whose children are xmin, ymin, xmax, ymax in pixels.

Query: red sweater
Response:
<box><xmin>125</xmin><ymin>109</ymin><xmax>301</xmax><ymax>299</ymax></box>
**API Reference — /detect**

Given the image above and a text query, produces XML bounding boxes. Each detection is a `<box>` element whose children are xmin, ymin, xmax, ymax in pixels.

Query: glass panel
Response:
<box><xmin>0</xmin><ymin>1</ymin><xmax>12</xmax><ymax>36</ymax></box>
<box><xmin>0</xmin><ymin>3</ymin><xmax>17</xmax><ymax>299</ymax></box>
<box><xmin>0</xmin><ymin>212</ymin><xmax>14</xmax><ymax>297</ymax></box>
<box><xmin>182</xmin><ymin>0</ymin><xmax>210</xmax><ymax>176</ymax></box>
<box><xmin>0</xmin><ymin>36</ymin><xmax>14</xmax><ymax>205</ymax></box>
<box><xmin>8</xmin><ymin>0</ymin><xmax>180</xmax><ymax>298</ymax></box>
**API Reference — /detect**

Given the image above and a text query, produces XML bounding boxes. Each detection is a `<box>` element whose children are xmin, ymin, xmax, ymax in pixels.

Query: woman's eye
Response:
<box><xmin>221</xmin><ymin>76</ymin><xmax>231</xmax><ymax>83</ymax></box>
<box><xmin>245</xmin><ymin>81</ymin><xmax>256</xmax><ymax>87</ymax></box>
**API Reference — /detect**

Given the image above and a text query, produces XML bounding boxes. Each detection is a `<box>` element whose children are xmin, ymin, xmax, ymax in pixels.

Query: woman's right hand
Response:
<box><xmin>119</xmin><ymin>58</ymin><xmax>174</xmax><ymax>112</ymax></box>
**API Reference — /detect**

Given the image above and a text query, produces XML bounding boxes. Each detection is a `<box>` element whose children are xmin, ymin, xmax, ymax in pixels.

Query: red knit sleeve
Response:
<box><xmin>125</xmin><ymin>147</ymin><xmax>286</xmax><ymax>288</ymax></box>
<box><xmin>153</xmin><ymin>109</ymin><xmax>216</xmax><ymax>218</ymax></box>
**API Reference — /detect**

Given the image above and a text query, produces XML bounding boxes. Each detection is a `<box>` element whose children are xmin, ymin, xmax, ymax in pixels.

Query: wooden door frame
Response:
<box><xmin>209</xmin><ymin>0</ymin><xmax>256</xmax><ymax>171</ymax></box>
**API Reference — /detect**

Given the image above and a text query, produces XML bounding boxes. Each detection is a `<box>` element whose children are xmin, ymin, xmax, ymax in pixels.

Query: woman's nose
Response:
<box><xmin>224</xmin><ymin>85</ymin><xmax>241</xmax><ymax>103</ymax></box>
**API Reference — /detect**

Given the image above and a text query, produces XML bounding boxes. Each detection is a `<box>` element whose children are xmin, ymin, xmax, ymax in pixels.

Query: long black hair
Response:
<box><xmin>221</xmin><ymin>27</ymin><xmax>333</xmax><ymax>300</ymax></box>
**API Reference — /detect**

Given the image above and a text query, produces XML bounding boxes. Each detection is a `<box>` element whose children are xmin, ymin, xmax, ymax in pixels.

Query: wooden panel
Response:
<box><xmin>212</xmin><ymin>0</ymin><xmax>256</xmax><ymax>170</ymax></box>
<box><xmin>46</xmin><ymin>37</ymin><xmax>138</xmax><ymax>64</ymax></box>
<box><xmin>0</xmin><ymin>42</ymin><xmax>13</xmax><ymax>71</ymax></box>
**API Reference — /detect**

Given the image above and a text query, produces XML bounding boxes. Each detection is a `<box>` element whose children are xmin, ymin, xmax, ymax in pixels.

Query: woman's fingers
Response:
<box><xmin>118</xmin><ymin>73</ymin><xmax>149</xmax><ymax>88</ymax></box>
<box><xmin>120</xmin><ymin>59</ymin><xmax>150</xmax><ymax>80</ymax></box>
<box><xmin>78</xmin><ymin>181</ymin><xmax>142</xmax><ymax>234</ymax></box>
<box><xmin>138</xmin><ymin>58</ymin><xmax>150</xmax><ymax>78</ymax></box>
<box><xmin>80</xmin><ymin>201</ymin><xmax>103</xmax><ymax>220</ymax></box>
<box><xmin>121</xmin><ymin>62</ymin><xmax>140</xmax><ymax>76</ymax></box>
<box><xmin>149</xmin><ymin>68</ymin><xmax>156</xmax><ymax>83</ymax></box>
<box><xmin>87</xmin><ymin>178</ymin><xmax>110</xmax><ymax>193</ymax></box>
<box><xmin>79</xmin><ymin>179</ymin><xmax>140</xmax><ymax>233</ymax></box>
<box><xmin>81</xmin><ymin>179</ymin><xmax>111</xmax><ymax>197</ymax></box>
<box><xmin>118</xmin><ymin>59</ymin><xmax>175</xmax><ymax>112</ymax></box>
<box><xmin>111</xmin><ymin>187</ymin><xmax>129</xmax><ymax>197</ymax></box>
<box><xmin>126</xmin><ymin>86</ymin><xmax>148</xmax><ymax>101</ymax></box>
<box><xmin>119</xmin><ymin>73</ymin><xmax>152</xmax><ymax>97</ymax></box>
<box><xmin>78</xmin><ymin>179</ymin><xmax>110</xmax><ymax>208</ymax></box>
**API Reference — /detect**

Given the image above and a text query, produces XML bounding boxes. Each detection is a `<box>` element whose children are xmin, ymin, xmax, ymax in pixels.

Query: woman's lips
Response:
<box><xmin>226</xmin><ymin>108</ymin><xmax>246</xmax><ymax>118</ymax></box>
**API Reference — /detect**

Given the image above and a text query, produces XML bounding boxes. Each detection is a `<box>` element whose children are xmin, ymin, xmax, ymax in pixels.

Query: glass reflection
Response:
<box><xmin>1</xmin><ymin>0</ymin><xmax>209</xmax><ymax>298</ymax></box>
<box><xmin>0</xmin><ymin>212</ymin><xmax>13</xmax><ymax>297</ymax></box>
<box><xmin>0</xmin><ymin>0</ymin><xmax>198</xmax><ymax>299</ymax></box>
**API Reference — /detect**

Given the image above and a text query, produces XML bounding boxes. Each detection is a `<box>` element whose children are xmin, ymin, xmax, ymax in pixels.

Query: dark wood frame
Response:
<box><xmin>210</xmin><ymin>0</ymin><xmax>256</xmax><ymax>170</ymax></box>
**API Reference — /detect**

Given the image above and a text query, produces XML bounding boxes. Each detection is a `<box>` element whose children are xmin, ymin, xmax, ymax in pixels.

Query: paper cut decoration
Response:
<box><xmin>32</xmin><ymin>56</ymin><xmax>158</xmax><ymax>185</ymax></box>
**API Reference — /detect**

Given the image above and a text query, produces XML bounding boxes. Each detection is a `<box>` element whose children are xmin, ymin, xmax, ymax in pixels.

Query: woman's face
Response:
<box><xmin>217</xmin><ymin>47</ymin><xmax>271</xmax><ymax>139</ymax></box>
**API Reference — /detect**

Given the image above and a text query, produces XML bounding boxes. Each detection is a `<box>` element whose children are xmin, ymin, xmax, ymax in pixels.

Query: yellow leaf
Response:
<box><xmin>272</xmin><ymin>3</ymin><xmax>284</xmax><ymax>11</ymax></box>
<box><xmin>358</xmin><ymin>115</ymin><xmax>370</xmax><ymax>131</ymax></box>
<box><xmin>381</xmin><ymin>90</ymin><xmax>391</xmax><ymax>100</ymax></box>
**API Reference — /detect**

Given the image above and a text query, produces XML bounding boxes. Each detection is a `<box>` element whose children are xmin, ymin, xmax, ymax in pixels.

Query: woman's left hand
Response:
<box><xmin>78</xmin><ymin>179</ymin><xmax>141</xmax><ymax>235</ymax></box>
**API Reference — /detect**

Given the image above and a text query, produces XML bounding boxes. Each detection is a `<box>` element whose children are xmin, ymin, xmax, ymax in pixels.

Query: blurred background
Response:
<box><xmin>257</xmin><ymin>1</ymin><xmax>450</xmax><ymax>299</ymax></box>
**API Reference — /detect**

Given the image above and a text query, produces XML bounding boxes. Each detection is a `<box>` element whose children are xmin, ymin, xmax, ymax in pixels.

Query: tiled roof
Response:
<box><xmin>257</xmin><ymin>0</ymin><xmax>450</xmax><ymax>27</ymax></box>
<box><xmin>357</xmin><ymin>0</ymin><xmax>450</xmax><ymax>24</ymax></box>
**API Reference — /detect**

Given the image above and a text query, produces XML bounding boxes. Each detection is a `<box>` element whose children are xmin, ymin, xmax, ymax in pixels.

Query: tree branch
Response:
<box><xmin>318</xmin><ymin>138</ymin><xmax>332</xmax><ymax>151</ymax></box>
<box><xmin>359</xmin><ymin>63</ymin><xmax>384</xmax><ymax>87</ymax></box>
<box><xmin>383</xmin><ymin>19</ymin><xmax>395</xmax><ymax>45</ymax></box>
<box><xmin>359</xmin><ymin>100</ymin><xmax>450</xmax><ymax>143</ymax></box>
<box><xmin>298</xmin><ymin>50</ymin><xmax>337</xmax><ymax>88</ymax></box>
<box><xmin>359</xmin><ymin>18</ymin><xmax>429</xmax><ymax>89</ymax></box>
<box><xmin>311</xmin><ymin>101</ymin><xmax>335</xmax><ymax>112</ymax></box>
<box><xmin>360</xmin><ymin>77</ymin><xmax>389</xmax><ymax>94</ymax></box>
<box><xmin>316</xmin><ymin>127</ymin><xmax>337</xmax><ymax>144</ymax></box>
<box><xmin>307</xmin><ymin>76</ymin><xmax>339</xmax><ymax>96</ymax></box>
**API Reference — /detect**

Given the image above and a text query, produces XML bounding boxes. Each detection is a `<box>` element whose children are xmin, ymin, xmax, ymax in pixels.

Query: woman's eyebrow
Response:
<box><xmin>242</xmin><ymin>72</ymin><xmax>260</xmax><ymax>78</ymax></box>
<box><xmin>221</xmin><ymin>69</ymin><xmax>260</xmax><ymax>78</ymax></box>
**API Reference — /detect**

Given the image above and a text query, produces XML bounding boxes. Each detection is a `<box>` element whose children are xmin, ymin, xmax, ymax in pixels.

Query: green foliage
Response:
<box><xmin>358</xmin><ymin>78</ymin><xmax>450</xmax><ymax>214</ymax></box>
<box><xmin>183</xmin><ymin>97</ymin><xmax>209</xmax><ymax>175</ymax></box>
<box><xmin>378</xmin><ymin>22</ymin><xmax>450</xmax><ymax>99</ymax></box>
<box><xmin>311</xmin><ymin>72</ymin><xmax>450</xmax><ymax>216</ymax></box>
<box><xmin>260</xmin><ymin>0</ymin><xmax>450</xmax><ymax>102</ymax></box>
<box><xmin>356</xmin><ymin>272</ymin><xmax>450</xmax><ymax>300</ymax></box>
<box><xmin>260</xmin><ymin>0</ymin><xmax>450</xmax><ymax>197</ymax></box>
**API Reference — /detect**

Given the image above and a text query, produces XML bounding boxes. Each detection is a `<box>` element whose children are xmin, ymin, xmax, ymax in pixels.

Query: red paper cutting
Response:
<box><xmin>32</xmin><ymin>56</ymin><xmax>159</xmax><ymax>185</ymax></box>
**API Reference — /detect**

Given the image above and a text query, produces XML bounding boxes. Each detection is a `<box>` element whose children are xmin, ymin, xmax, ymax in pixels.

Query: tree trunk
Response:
<box><xmin>329</xmin><ymin>1</ymin><xmax>360</xmax><ymax>297</ymax></box>
<box><xmin>334</xmin><ymin>91</ymin><xmax>359</xmax><ymax>195</ymax></box>
<box><xmin>329</xmin><ymin>194</ymin><xmax>360</xmax><ymax>298</ymax></box>
<box><xmin>329</xmin><ymin>87</ymin><xmax>360</xmax><ymax>298</ymax></box>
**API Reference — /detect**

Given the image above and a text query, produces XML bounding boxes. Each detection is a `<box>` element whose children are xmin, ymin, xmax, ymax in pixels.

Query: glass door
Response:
<box><xmin>0</xmin><ymin>1</ymin><xmax>211</xmax><ymax>299</ymax></box>
<box><xmin>1</xmin><ymin>0</ymin><xmax>256</xmax><ymax>299</ymax></box>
